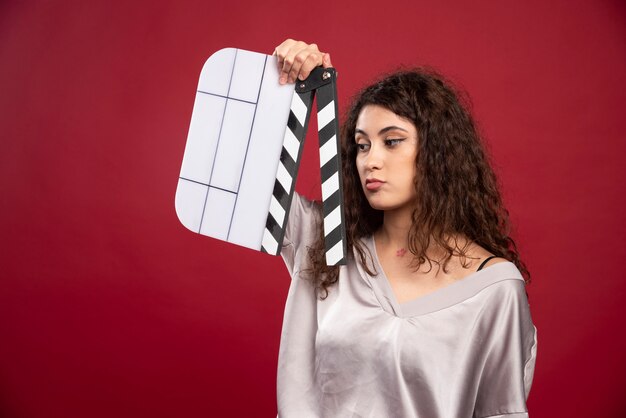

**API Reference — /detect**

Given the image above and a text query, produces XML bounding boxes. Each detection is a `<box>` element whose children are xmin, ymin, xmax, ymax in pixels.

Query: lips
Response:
<box><xmin>365</xmin><ymin>178</ymin><xmax>385</xmax><ymax>191</ymax></box>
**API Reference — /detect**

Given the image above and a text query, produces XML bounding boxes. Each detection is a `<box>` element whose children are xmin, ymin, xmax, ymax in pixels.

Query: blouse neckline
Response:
<box><xmin>357</xmin><ymin>235</ymin><xmax>524</xmax><ymax>318</ymax></box>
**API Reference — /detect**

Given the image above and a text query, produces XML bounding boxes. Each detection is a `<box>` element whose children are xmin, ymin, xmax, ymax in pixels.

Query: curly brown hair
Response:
<box><xmin>303</xmin><ymin>68</ymin><xmax>530</xmax><ymax>299</ymax></box>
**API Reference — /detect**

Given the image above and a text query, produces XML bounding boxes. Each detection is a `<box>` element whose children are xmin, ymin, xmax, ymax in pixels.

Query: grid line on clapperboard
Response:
<box><xmin>195</xmin><ymin>92</ymin><xmax>257</xmax><ymax>106</ymax></box>
<box><xmin>226</xmin><ymin>55</ymin><xmax>268</xmax><ymax>240</ymax></box>
<box><xmin>177</xmin><ymin>178</ymin><xmax>238</xmax><ymax>195</ymax></box>
<box><xmin>196</xmin><ymin>48</ymin><xmax>238</xmax><ymax>233</ymax></box>
<box><xmin>187</xmin><ymin>50</ymin><xmax>269</xmax><ymax>240</ymax></box>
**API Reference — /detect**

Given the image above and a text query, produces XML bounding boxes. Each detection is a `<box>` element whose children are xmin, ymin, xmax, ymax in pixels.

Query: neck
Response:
<box><xmin>375</xmin><ymin>206</ymin><xmax>467</xmax><ymax>261</ymax></box>
<box><xmin>376</xmin><ymin>205</ymin><xmax>415</xmax><ymax>250</ymax></box>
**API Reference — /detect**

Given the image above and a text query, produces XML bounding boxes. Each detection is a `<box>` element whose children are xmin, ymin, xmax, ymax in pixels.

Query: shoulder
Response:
<box><xmin>472</xmin><ymin>264</ymin><xmax>534</xmax><ymax>330</ymax></box>
<box><xmin>290</xmin><ymin>193</ymin><xmax>322</xmax><ymax>222</ymax></box>
<box><xmin>469</xmin><ymin>261</ymin><xmax>527</xmax><ymax>305</ymax></box>
<box><xmin>483</xmin><ymin>274</ymin><xmax>527</xmax><ymax>304</ymax></box>
<box><xmin>453</xmin><ymin>238</ymin><xmax>510</xmax><ymax>272</ymax></box>
<box><xmin>465</xmin><ymin>240</ymin><xmax>512</xmax><ymax>272</ymax></box>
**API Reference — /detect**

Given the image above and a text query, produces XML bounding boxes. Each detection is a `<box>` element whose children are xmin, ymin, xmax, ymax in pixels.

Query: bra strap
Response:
<box><xmin>476</xmin><ymin>255</ymin><xmax>498</xmax><ymax>272</ymax></box>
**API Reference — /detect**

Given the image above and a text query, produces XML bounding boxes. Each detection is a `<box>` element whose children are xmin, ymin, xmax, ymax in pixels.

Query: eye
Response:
<box><xmin>384</xmin><ymin>138</ymin><xmax>405</xmax><ymax>147</ymax></box>
<box><xmin>355</xmin><ymin>141</ymin><xmax>370</xmax><ymax>152</ymax></box>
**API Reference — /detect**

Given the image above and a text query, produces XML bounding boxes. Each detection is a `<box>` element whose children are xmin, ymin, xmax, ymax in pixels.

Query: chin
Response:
<box><xmin>365</xmin><ymin>194</ymin><xmax>415</xmax><ymax>213</ymax></box>
<box><xmin>365</xmin><ymin>198</ymin><xmax>395</xmax><ymax>211</ymax></box>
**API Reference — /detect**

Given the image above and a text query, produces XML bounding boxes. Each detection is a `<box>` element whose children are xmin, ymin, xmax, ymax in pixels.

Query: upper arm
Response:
<box><xmin>473</xmin><ymin>280</ymin><xmax>537</xmax><ymax>417</ymax></box>
<box><xmin>280</xmin><ymin>193</ymin><xmax>322</xmax><ymax>276</ymax></box>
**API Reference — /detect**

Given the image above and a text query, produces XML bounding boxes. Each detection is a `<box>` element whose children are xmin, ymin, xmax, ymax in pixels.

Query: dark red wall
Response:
<box><xmin>1</xmin><ymin>1</ymin><xmax>625</xmax><ymax>417</ymax></box>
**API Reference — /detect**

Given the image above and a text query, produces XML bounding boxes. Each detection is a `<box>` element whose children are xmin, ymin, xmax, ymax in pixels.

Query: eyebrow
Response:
<box><xmin>355</xmin><ymin>126</ymin><xmax>409</xmax><ymax>136</ymax></box>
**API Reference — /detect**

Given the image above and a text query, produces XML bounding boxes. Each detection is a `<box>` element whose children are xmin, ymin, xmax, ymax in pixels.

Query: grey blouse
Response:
<box><xmin>278</xmin><ymin>194</ymin><xmax>537</xmax><ymax>418</ymax></box>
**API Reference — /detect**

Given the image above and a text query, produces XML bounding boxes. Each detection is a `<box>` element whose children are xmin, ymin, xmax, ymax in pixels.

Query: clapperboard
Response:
<box><xmin>175</xmin><ymin>48</ymin><xmax>346</xmax><ymax>265</ymax></box>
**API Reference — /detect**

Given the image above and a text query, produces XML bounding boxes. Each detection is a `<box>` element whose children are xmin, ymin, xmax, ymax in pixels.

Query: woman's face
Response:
<box><xmin>355</xmin><ymin>105</ymin><xmax>419</xmax><ymax>213</ymax></box>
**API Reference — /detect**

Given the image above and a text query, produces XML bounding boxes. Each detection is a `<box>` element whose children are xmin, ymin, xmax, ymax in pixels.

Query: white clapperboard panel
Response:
<box><xmin>175</xmin><ymin>48</ymin><xmax>294</xmax><ymax>251</ymax></box>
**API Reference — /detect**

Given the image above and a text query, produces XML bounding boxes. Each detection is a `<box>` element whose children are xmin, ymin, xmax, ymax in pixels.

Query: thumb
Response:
<box><xmin>322</xmin><ymin>53</ymin><xmax>333</xmax><ymax>68</ymax></box>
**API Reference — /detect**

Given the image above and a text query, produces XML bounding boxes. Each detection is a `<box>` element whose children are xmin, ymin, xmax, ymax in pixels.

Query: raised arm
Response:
<box><xmin>272</xmin><ymin>39</ymin><xmax>334</xmax><ymax>274</ymax></box>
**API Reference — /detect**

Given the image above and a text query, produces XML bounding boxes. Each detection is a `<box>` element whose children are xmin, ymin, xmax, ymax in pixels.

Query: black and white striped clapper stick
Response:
<box><xmin>260</xmin><ymin>67</ymin><xmax>347</xmax><ymax>266</ymax></box>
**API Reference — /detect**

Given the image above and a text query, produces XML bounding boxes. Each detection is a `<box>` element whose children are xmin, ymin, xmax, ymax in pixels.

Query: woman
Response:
<box><xmin>274</xmin><ymin>39</ymin><xmax>537</xmax><ymax>418</ymax></box>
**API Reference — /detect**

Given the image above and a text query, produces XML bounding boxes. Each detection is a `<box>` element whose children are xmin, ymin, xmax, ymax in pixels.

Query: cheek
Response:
<box><xmin>355</xmin><ymin>156</ymin><xmax>365</xmax><ymax>179</ymax></box>
<box><xmin>398</xmin><ymin>155</ymin><xmax>418</xmax><ymax>189</ymax></box>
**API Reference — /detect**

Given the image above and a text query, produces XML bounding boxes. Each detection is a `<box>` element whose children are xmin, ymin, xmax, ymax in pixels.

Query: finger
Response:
<box><xmin>297</xmin><ymin>53</ymin><xmax>323</xmax><ymax>80</ymax></box>
<box><xmin>273</xmin><ymin>49</ymin><xmax>282</xmax><ymax>72</ymax></box>
<box><xmin>274</xmin><ymin>39</ymin><xmax>296</xmax><ymax>84</ymax></box>
<box><xmin>322</xmin><ymin>53</ymin><xmax>333</xmax><ymax>69</ymax></box>
<box><xmin>273</xmin><ymin>38</ymin><xmax>295</xmax><ymax>57</ymax></box>
<box><xmin>282</xmin><ymin>43</ymin><xmax>307</xmax><ymax>83</ymax></box>
<box><xmin>289</xmin><ymin>46</ymin><xmax>324</xmax><ymax>82</ymax></box>
<box><xmin>275</xmin><ymin>53</ymin><xmax>286</xmax><ymax>82</ymax></box>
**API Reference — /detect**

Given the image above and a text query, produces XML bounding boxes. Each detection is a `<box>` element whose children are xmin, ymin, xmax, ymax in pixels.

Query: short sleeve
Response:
<box><xmin>280</xmin><ymin>192</ymin><xmax>322</xmax><ymax>277</ymax></box>
<box><xmin>473</xmin><ymin>280</ymin><xmax>538</xmax><ymax>418</ymax></box>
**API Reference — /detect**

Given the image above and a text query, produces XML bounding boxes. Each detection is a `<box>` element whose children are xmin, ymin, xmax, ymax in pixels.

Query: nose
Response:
<box><xmin>364</xmin><ymin>143</ymin><xmax>383</xmax><ymax>170</ymax></box>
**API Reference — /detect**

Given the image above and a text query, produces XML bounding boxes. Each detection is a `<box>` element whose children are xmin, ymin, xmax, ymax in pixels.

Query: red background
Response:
<box><xmin>1</xmin><ymin>0</ymin><xmax>625</xmax><ymax>417</ymax></box>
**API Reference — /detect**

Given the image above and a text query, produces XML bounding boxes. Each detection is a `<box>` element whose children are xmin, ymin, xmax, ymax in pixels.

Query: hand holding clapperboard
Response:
<box><xmin>175</xmin><ymin>48</ymin><xmax>347</xmax><ymax>266</ymax></box>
